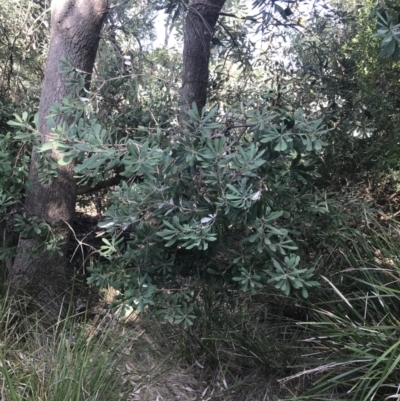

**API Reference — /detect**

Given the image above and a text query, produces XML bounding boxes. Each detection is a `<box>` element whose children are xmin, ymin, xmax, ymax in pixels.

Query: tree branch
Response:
<box><xmin>77</xmin><ymin>174</ymin><xmax>123</xmax><ymax>195</ymax></box>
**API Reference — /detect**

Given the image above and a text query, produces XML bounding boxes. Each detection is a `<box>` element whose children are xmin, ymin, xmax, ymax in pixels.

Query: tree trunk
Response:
<box><xmin>10</xmin><ymin>0</ymin><xmax>108</xmax><ymax>313</ymax></box>
<box><xmin>180</xmin><ymin>0</ymin><xmax>226</xmax><ymax>121</ymax></box>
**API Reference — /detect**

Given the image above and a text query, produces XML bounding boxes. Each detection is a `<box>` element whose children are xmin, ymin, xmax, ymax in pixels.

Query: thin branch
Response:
<box><xmin>217</xmin><ymin>19</ymin><xmax>239</xmax><ymax>47</ymax></box>
<box><xmin>219</xmin><ymin>12</ymin><xmax>239</xmax><ymax>18</ymax></box>
<box><xmin>231</xmin><ymin>126</ymin><xmax>249</xmax><ymax>147</ymax></box>
<box><xmin>77</xmin><ymin>174</ymin><xmax>123</xmax><ymax>196</ymax></box>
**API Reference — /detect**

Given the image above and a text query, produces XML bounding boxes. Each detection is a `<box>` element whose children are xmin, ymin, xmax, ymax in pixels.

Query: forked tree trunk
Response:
<box><xmin>180</xmin><ymin>0</ymin><xmax>226</xmax><ymax>121</ymax></box>
<box><xmin>10</xmin><ymin>0</ymin><xmax>108</xmax><ymax>312</ymax></box>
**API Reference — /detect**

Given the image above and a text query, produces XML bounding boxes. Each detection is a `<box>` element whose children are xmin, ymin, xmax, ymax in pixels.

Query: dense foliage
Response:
<box><xmin>7</xmin><ymin>66</ymin><xmax>330</xmax><ymax>323</ymax></box>
<box><xmin>1</xmin><ymin>0</ymin><xmax>334</xmax><ymax>316</ymax></box>
<box><xmin>4</xmin><ymin>0</ymin><xmax>400</xmax><ymax>399</ymax></box>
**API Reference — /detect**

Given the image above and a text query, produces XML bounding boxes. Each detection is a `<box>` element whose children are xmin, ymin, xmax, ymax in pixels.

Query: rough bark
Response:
<box><xmin>10</xmin><ymin>0</ymin><xmax>108</xmax><ymax>312</ymax></box>
<box><xmin>180</xmin><ymin>0</ymin><xmax>226</xmax><ymax>121</ymax></box>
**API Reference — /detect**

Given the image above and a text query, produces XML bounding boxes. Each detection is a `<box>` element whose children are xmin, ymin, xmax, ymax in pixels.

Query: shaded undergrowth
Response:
<box><xmin>3</xmin><ymin>203</ymin><xmax>400</xmax><ymax>401</ymax></box>
<box><xmin>280</xmin><ymin>210</ymin><xmax>400</xmax><ymax>400</ymax></box>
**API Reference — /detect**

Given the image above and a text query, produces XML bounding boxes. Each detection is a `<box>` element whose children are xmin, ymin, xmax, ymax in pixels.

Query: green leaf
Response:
<box><xmin>75</xmin><ymin>143</ymin><xmax>94</xmax><ymax>152</ymax></box>
<box><xmin>58</xmin><ymin>155</ymin><xmax>74</xmax><ymax>165</ymax></box>
<box><xmin>381</xmin><ymin>38</ymin><xmax>396</xmax><ymax>57</ymax></box>
<box><xmin>274</xmin><ymin>138</ymin><xmax>287</xmax><ymax>151</ymax></box>
<box><xmin>38</xmin><ymin>141</ymin><xmax>57</xmax><ymax>152</ymax></box>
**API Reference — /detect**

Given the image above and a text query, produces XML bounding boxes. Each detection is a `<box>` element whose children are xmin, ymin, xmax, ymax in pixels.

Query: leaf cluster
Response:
<box><xmin>33</xmin><ymin>96</ymin><xmax>331</xmax><ymax>322</ymax></box>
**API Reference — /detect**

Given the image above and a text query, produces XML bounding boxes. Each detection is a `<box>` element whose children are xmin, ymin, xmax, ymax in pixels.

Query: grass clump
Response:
<box><xmin>0</xmin><ymin>289</ymin><xmax>132</xmax><ymax>401</ymax></box>
<box><xmin>279</xmin><ymin>210</ymin><xmax>400</xmax><ymax>401</ymax></box>
<box><xmin>0</xmin><ymin>284</ymin><xmax>206</xmax><ymax>401</ymax></box>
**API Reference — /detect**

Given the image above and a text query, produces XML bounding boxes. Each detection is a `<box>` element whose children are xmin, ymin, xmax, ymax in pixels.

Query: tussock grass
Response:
<box><xmin>280</xmin><ymin>211</ymin><xmax>400</xmax><ymax>401</ymax></box>
<box><xmin>0</xmin><ymin>286</ymin><xmax>206</xmax><ymax>401</ymax></box>
<box><xmin>0</xmin><ymin>288</ymin><xmax>130</xmax><ymax>400</ymax></box>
